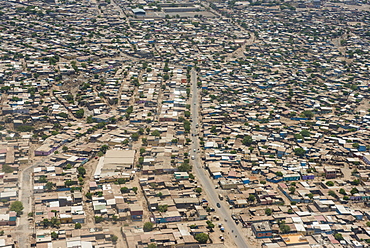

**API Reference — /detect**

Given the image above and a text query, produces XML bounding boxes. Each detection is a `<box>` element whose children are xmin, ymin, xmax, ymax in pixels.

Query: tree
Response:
<box><xmin>2</xmin><ymin>164</ymin><xmax>14</xmax><ymax>173</ymax></box>
<box><xmin>148</xmin><ymin>243</ymin><xmax>157</xmax><ymax>248</ymax></box>
<box><xmin>300</xmin><ymin>130</ymin><xmax>311</xmax><ymax>137</ymax></box>
<box><xmin>140</xmin><ymin>148</ymin><xmax>146</xmax><ymax>155</ymax></box>
<box><xmin>294</xmin><ymin>148</ymin><xmax>305</xmax><ymax>157</ymax></box>
<box><xmin>242</xmin><ymin>135</ymin><xmax>253</xmax><ymax>146</ymax></box>
<box><xmin>75</xmin><ymin>223</ymin><xmax>82</xmax><ymax>229</ymax></box>
<box><xmin>334</xmin><ymin>233</ymin><xmax>343</xmax><ymax>241</ymax></box>
<box><xmin>279</xmin><ymin>223</ymin><xmax>290</xmax><ymax>234</ymax></box>
<box><xmin>178</xmin><ymin>162</ymin><xmax>191</xmax><ymax>172</ymax></box>
<box><xmin>151</xmin><ymin>130</ymin><xmax>160</xmax><ymax>136</ymax></box>
<box><xmin>352</xmin><ymin>179</ymin><xmax>360</xmax><ymax>186</ymax></box>
<box><xmin>248</xmin><ymin>194</ymin><xmax>256</xmax><ymax>202</ymax></box>
<box><xmin>45</xmin><ymin>182</ymin><xmax>55</xmax><ymax>191</ymax></box>
<box><xmin>195</xmin><ymin>187</ymin><xmax>202</xmax><ymax>194</ymax></box>
<box><xmin>111</xmin><ymin>235</ymin><xmax>118</xmax><ymax>243</ymax></box>
<box><xmin>50</xmin><ymin>217</ymin><xmax>60</xmax><ymax>228</ymax></box>
<box><xmin>131</xmin><ymin>133</ymin><xmax>139</xmax><ymax>141</ymax></box>
<box><xmin>158</xmin><ymin>205</ymin><xmax>168</xmax><ymax>212</ymax></box>
<box><xmin>328</xmin><ymin>190</ymin><xmax>338</xmax><ymax>198</ymax></box>
<box><xmin>143</xmin><ymin>222</ymin><xmax>154</xmax><ymax>232</ymax></box>
<box><xmin>77</xmin><ymin>167</ymin><xmax>86</xmax><ymax>177</ymax></box>
<box><xmin>307</xmin><ymin>193</ymin><xmax>314</xmax><ymax>199</ymax></box>
<box><xmin>94</xmin><ymin>216</ymin><xmax>104</xmax><ymax>223</ymax></box>
<box><xmin>51</xmin><ymin>231</ymin><xmax>58</xmax><ymax>239</ymax></box>
<box><xmin>366</xmin><ymin>222</ymin><xmax>370</xmax><ymax>227</ymax></box>
<box><xmin>38</xmin><ymin>175</ymin><xmax>48</xmax><ymax>183</ymax></box>
<box><xmin>65</xmin><ymin>180</ymin><xmax>74</xmax><ymax>187</ymax></box>
<box><xmin>120</xmin><ymin>187</ymin><xmax>129</xmax><ymax>193</ymax></box>
<box><xmin>75</xmin><ymin>109</ymin><xmax>84</xmax><ymax>118</ymax></box>
<box><xmin>289</xmin><ymin>187</ymin><xmax>296</xmax><ymax>195</ymax></box>
<box><xmin>302</xmin><ymin>110</ymin><xmax>314</xmax><ymax>119</ymax></box>
<box><xmin>132</xmin><ymin>187</ymin><xmax>138</xmax><ymax>194</ymax></box>
<box><xmin>117</xmin><ymin>178</ymin><xmax>126</xmax><ymax>184</ymax></box>
<box><xmin>276</xmin><ymin>171</ymin><xmax>283</xmax><ymax>177</ymax></box>
<box><xmin>326</xmin><ymin>181</ymin><xmax>334</xmax><ymax>187</ymax></box>
<box><xmin>206</xmin><ymin>220</ymin><xmax>215</xmax><ymax>230</ymax></box>
<box><xmin>62</xmin><ymin>146</ymin><xmax>68</xmax><ymax>152</ymax></box>
<box><xmin>350</xmin><ymin>187</ymin><xmax>359</xmax><ymax>195</ymax></box>
<box><xmin>195</xmin><ymin>233</ymin><xmax>209</xmax><ymax>244</ymax></box>
<box><xmin>10</xmin><ymin>201</ymin><xmax>24</xmax><ymax>216</ymax></box>
<box><xmin>100</xmin><ymin>145</ymin><xmax>109</xmax><ymax>154</ymax></box>
<box><xmin>85</xmin><ymin>192</ymin><xmax>92</xmax><ymax>199</ymax></box>
<box><xmin>265</xmin><ymin>208</ymin><xmax>272</xmax><ymax>216</ymax></box>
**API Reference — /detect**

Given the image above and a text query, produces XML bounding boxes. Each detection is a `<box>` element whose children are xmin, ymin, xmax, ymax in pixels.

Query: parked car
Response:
<box><xmin>216</xmin><ymin>203</ymin><xmax>221</xmax><ymax>208</ymax></box>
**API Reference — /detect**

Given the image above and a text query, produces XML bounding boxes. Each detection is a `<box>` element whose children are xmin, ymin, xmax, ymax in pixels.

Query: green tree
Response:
<box><xmin>276</xmin><ymin>172</ymin><xmax>283</xmax><ymax>177</ymax></box>
<box><xmin>195</xmin><ymin>233</ymin><xmax>209</xmax><ymax>244</ymax></box>
<box><xmin>206</xmin><ymin>220</ymin><xmax>215</xmax><ymax>229</ymax></box>
<box><xmin>265</xmin><ymin>208</ymin><xmax>272</xmax><ymax>216</ymax></box>
<box><xmin>111</xmin><ymin>235</ymin><xmax>118</xmax><ymax>242</ymax></box>
<box><xmin>143</xmin><ymin>222</ymin><xmax>154</xmax><ymax>232</ymax></box>
<box><xmin>248</xmin><ymin>194</ymin><xmax>256</xmax><ymax>202</ymax></box>
<box><xmin>326</xmin><ymin>181</ymin><xmax>334</xmax><ymax>187</ymax></box>
<box><xmin>94</xmin><ymin>216</ymin><xmax>104</xmax><ymax>223</ymax></box>
<box><xmin>45</xmin><ymin>182</ymin><xmax>55</xmax><ymax>191</ymax></box>
<box><xmin>77</xmin><ymin>167</ymin><xmax>86</xmax><ymax>177</ymax></box>
<box><xmin>279</xmin><ymin>223</ymin><xmax>290</xmax><ymax>234</ymax></box>
<box><xmin>62</xmin><ymin>146</ymin><xmax>68</xmax><ymax>152</ymax></box>
<box><xmin>75</xmin><ymin>109</ymin><xmax>84</xmax><ymax>118</ymax></box>
<box><xmin>242</xmin><ymin>135</ymin><xmax>253</xmax><ymax>146</ymax></box>
<box><xmin>131</xmin><ymin>133</ymin><xmax>139</xmax><ymax>141</ymax></box>
<box><xmin>178</xmin><ymin>163</ymin><xmax>191</xmax><ymax>172</ymax></box>
<box><xmin>195</xmin><ymin>187</ymin><xmax>202</xmax><ymax>194</ymax></box>
<box><xmin>158</xmin><ymin>205</ymin><xmax>168</xmax><ymax>212</ymax></box>
<box><xmin>302</xmin><ymin>110</ymin><xmax>314</xmax><ymax>119</ymax></box>
<box><xmin>132</xmin><ymin>187</ymin><xmax>138</xmax><ymax>194</ymax></box>
<box><xmin>148</xmin><ymin>243</ymin><xmax>157</xmax><ymax>248</ymax></box>
<box><xmin>328</xmin><ymin>190</ymin><xmax>338</xmax><ymax>198</ymax></box>
<box><xmin>100</xmin><ymin>144</ymin><xmax>109</xmax><ymax>154</ymax></box>
<box><xmin>120</xmin><ymin>187</ymin><xmax>129</xmax><ymax>193</ymax></box>
<box><xmin>294</xmin><ymin>148</ymin><xmax>305</xmax><ymax>157</ymax></box>
<box><xmin>339</xmin><ymin>188</ymin><xmax>346</xmax><ymax>195</ymax></box>
<box><xmin>300</xmin><ymin>130</ymin><xmax>311</xmax><ymax>137</ymax></box>
<box><xmin>75</xmin><ymin>223</ymin><xmax>82</xmax><ymax>229</ymax></box>
<box><xmin>334</xmin><ymin>233</ymin><xmax>343</xmax><ymax>241</ymax></box>
<box><xmin>2</xmin><ymin>164</ymin><xmax>14</xmax><ymax>173</ymax></box>
<box><xmin>289</xmin><ymin>187</ymin><xmax>296</xmax><ymax>194</ymax></box>
<box><xmin>151</xmin><ymin>130</ymin><xmax>160</xmax><ymax>136</ymax></box>
<box><xmin>350</xmin><ymin>187</ymin><xmax>359</xmax><ymax>195</ymax></box>
<box><xmin>10</xmin><ymin>201</ymin><xmax>24</xmax><ymax>216</ymax></box>
<box><xmin>51</xmin><ymin>231</ymin><xmax>58</xmax><ymax>239</ymax></box>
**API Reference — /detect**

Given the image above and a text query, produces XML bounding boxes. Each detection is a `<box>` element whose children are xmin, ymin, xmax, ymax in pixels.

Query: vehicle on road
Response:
<box><xmin>191</xmin><ymin>156</ymin><xmax>195</xmax><ymax>160</ymax></box>
<box><xmin>193</xmin><ymin>149</ymin><xmax>196</xmax><ymax>152</ymax></box>
<box><xmin>218</xmin><ymin>194</ymin><xmax>223</xmax><ymax>200</ymax></box>
<box><xmin>216</xmin><ymin>202</ymin><xmax>221</xmax><ymax>208</ymax></box>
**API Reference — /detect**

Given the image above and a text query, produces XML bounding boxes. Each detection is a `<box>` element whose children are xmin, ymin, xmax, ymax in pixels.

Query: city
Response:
<box><xmin>0</xmin><ymin>0</ymin><xmax>368</xmax><ymax>247</ymax></box>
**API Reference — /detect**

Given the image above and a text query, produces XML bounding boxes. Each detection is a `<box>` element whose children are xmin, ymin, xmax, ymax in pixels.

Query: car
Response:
<box><xmin>193</xmin><ymin>149</ymin><xmax>196</xmax><ymax>152</ymax></box>
<box><xmin>216</xmin><ymin>203</ymin><xmax>221</xmax><ymax>208</ymax></box>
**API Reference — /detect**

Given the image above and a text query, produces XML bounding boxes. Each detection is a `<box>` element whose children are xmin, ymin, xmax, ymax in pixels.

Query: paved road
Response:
<box><xmin>190</xmin><ymin>68</ymin><xmax>249</xmax><ymax>248</ymax></box>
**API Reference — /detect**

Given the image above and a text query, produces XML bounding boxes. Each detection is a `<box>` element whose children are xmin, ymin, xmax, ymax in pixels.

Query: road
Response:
<box><xmin>16</xmin><ymin>157</ymin><xmax>48</xmax><ymax>246</ymax></box>
<box><xmin>190</xmin><ymin>68</ymin><xmax>249</xmax><ymax>248</ymax></box>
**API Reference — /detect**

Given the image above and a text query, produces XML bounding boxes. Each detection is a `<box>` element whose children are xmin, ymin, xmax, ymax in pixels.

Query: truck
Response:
<box><xmin>218</xmin><ymin>194</ymin><xmax>223</xmax><ymax>200</ymax></box>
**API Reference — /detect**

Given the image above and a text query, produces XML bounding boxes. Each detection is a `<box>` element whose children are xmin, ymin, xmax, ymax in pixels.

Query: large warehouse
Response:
<box><xmin>94</xmin><ymin>150</ymin><xmax>136</xmax><ymax>180</ymax></box>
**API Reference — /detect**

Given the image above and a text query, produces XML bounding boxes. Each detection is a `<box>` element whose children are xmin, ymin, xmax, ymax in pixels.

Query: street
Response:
<box><xmin>190</xmin><ymin>68</ymin><xmax>249</xmax><ymax>248</ymax></box>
